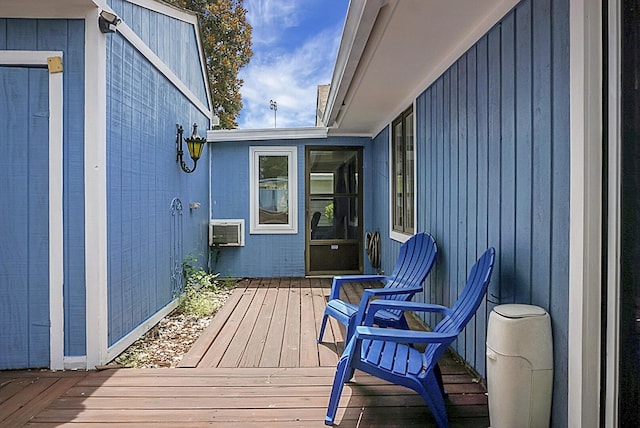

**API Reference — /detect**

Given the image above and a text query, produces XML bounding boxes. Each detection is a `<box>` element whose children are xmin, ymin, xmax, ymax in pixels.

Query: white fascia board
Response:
<box><xmin>207</xmin><ymin>127</ymin><xmax>328</xmax><ymax>143</ymax></box>
<box><xmin>368</xmin><ymin>0</ymin><xmax>520</xmax><ymax>139</ymax></box>
<box><xmin>120</xmin><ymin>0</ymin><xmax>214</xmax><ymax>115</ymax></box>
<box><xmin>115</xmin><ymin>21</ymin><xmax>212</xmax><ymax>120</ymax></box>
<box><xmin>0</xmin><ymin>0</ymin><xmax>95</xmax><ymax>18</ymax></box>
<box><xmin>124</xmin><ymin>0</ymin><xmax>198</xmax><ymax>25</ymax></box>
<box><xmin>323</xmin><ymin>0</ymin><xmax>385</xmax><ymax>128</ymax></box>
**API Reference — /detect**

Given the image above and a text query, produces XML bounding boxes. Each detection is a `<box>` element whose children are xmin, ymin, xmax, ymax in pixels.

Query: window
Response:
<box><xmin>391</xmin><ymin>106</ymin><xmax>415</xmax><ymax>236</ymax></box>
<box><xmin>250</xmin><ymin>146</ymin><xmax>297</xmax><ymax>234</ymax></box>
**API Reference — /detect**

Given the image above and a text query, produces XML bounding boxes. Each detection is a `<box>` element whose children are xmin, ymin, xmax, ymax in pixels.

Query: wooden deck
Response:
<box><xmin>0</xmin><ymin>278</ymin><xmax>489</xmax><ymax>427</ymax></box>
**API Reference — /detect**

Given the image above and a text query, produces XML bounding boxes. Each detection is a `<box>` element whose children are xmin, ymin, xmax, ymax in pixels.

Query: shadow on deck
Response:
<box><xmin>0</xmin><ymin>278</ymin><xmax>488</xmax><ymax>427</ymax></box>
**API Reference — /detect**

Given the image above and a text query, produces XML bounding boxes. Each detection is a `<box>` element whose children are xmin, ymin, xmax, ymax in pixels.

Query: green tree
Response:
<box><xmin>168</xmin><ymin>0</ymin><xmax>252</xmax><ymax>129</ymax></box>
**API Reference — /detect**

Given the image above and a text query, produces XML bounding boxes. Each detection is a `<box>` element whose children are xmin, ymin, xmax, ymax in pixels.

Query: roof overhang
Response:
<box><xmin>207</xmin><ymin>127</ymin><xmax>329</xmax><ymax>143</ymax></box>
<box><xmin>0</xmin><ymin>0</ymin><xmax>97</xmax><ymax>18</ymax></box>
<box><xmin>323</xmin><ymin>0</ymin><xmax>520</xmax><ymax>136</ymax></box>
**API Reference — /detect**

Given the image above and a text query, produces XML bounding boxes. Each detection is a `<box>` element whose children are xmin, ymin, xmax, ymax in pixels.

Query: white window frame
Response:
<box><xmin>389</xmin><ymin>104</ymin><xmax>417</xmax><ymax>243</ymax></box>
<box><xmin>249</xmin><ymin>146</ymin><xmax>298</xmax><ymax>234</ymax></box>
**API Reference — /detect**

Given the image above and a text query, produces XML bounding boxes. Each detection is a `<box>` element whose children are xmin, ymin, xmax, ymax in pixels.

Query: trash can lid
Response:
<box><xmin>493</xmin><ymin>304</ymin><xmax>547</xmax><ymax>318</ymax></box>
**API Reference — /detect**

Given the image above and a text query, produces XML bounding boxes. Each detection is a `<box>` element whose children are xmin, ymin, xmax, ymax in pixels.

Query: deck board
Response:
<box><xmin>1</xmin><ymin>278</ymin><xmax>489</xmax><ymax>427</ymax></box>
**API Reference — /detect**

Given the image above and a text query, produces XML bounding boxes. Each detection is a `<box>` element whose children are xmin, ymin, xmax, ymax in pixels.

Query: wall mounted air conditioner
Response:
<box><xmin>209</xmin><ymin>219</ymin><xmax>245</xmax><ymax>247</ymax></box>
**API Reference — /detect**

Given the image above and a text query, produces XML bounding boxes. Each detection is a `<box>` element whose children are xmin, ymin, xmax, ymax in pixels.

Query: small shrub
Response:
<box><xmin>177</xmin><ymin>268</ymin><xmax>235</xmax><ymax>317</ymax></box>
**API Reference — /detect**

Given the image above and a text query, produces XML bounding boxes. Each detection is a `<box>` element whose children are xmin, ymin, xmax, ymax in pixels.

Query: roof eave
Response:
<box><xmin>322</xmin><ymin>0</ymin><xmax>385</xmax><ymax>128</ymax></box>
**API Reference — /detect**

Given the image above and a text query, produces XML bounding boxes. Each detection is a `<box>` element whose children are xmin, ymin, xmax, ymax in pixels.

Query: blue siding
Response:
<box><xmin>0</xmin><ymin>19</ymin><xmax>87</xmax><ymax>359</ymax></box>
<box><xmin>210</xmin><ymin>136</ymin><xmax>368</xmax><ymax>278</ymax></box>
<box><xmin>109</xmin><ymin>0</ymin><xmax>209</xmax><ymax>108</ymax></box>
<box><xmin>0</xmin><ymin>66</ymin><xmax>50</xmax><ymax>369</ymax></box>
<box><xmin>106</xmin><ymin>32</ymin><xmax>210</xmax><ymax>346</ymax></box>
<box><xmin>369</xmin><ymin>127</ymin><xmax>404</xmax><ymax>275</ymax></box>
<box><xmin>403</xmin><ymin>0</ymin><xmax>569</xmax><ymax>425</ymax></box>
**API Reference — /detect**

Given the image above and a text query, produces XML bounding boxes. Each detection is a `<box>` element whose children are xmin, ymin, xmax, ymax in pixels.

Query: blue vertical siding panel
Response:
<box><xmin>480</xmin><ymin>28</ymin><xmax>502</xmax><ymax>377</ymax></box>
<box><xmin>442</xmin><ymin>71</ymin><xmax>452</xmax><ymax>311</ymax></box>
<box><xmin>464</xmin><ymin>45</ymin><xmax>479</xmax><ymax>364</ymax></box>
<box><xmin>448</xmin><ymin>64</ymin><xmax>461</xmax><ymax>351</ymax></box>
<box><xmin>427</xmin><ymin>86</ymin><xmax>437</xmax><ymax>314</ymax></box>
<box><xmin>109</xmin><ymin>0</ymin><xmax>209</xmax><ymax>109</ymax></box>
<box><xmin>0</xmin><ymin>19</ymin><xmax>6</xmax><ymax>46</ymax></box>
<box><xmin>1</xmin><ymin>68</ymin><xmax>32</xmax><ymax>368</ymax></box>
<box><xmin>405</xmin><ymin>1</ymin><xmax>569</xmax><ymax>420</ymax></box>
<box><xmin>437</xmin><ymin>78</ymin><xmax>447</xmax><ymax>320</ymax></box>
<box><xmin>550</xmin><ymin>0</ymin><xmax>570</xmax><ymax>425</ymax></box>
<box><xmin>476</xmin><ymin>33</ymin><xmax>490</xmax><ymax>373</ymax></box>
<box><xmin>0</xmin><ymin>66</ymin><xmax>50</xmax><ymax>368</ymax></box>
<box><xmin>449</xmin><ymin>63</ymin><xmax>459</xmax><ymax>317</ymax></box>
<box><xmin>27</xmin><ymin>68</ymin><xmax>51</xmax><ymax>367</ymax></box>
<box><xmin>5</xmin><ymin>19</ymin><xmax>37</xmax><ymax>49</ymax></box>
<box><xmin>500</xmin><ymin>14</ymin><xmax>517</xmax><ymax>308</ymax></box>
<box><xmin>415</xmin><ymin>91</ymin><xmax>428</xmax><ymax>307</ymax></box>
<box><xmin>531</xmin><ymin>0</ymin><xmax>553</xmax><ymax>308</ymax></box>
<box><xmin>108</xmin><ymin>33</ymin><xmax>124</xmax><ymax>343</ymax></box>
<box><xmin>36</xmin><ymin>19</ymin><xmax>88</xmax><ymax>358</ymax></box>
<box><xmin>58</xmin><ymin>20</ymin><xmax>87</xmax><ymax>357</ymax></box>
<box><xmin>1</xmin><ymin>19</ymin><xmax>87</xmax><ymax>359</ymax></box>
<box><xmin>106</xmin><ymin>31</ymin><xmax>210</xmax><ymax>346</ymax></box>
<box><xmin>456</xmin><ymin>56</ymin><xmax>469</xmax><ymax>354</ymax></box>
<box><xmin>515</xmin><ymin>2</ymin><xmax>534</xmax><ymax>304</ymax></box>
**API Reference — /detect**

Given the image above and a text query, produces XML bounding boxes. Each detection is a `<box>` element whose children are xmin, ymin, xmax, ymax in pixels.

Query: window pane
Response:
<box><xmin>258</xmin><ymin>155</ymin><xmax>288</xmax><ymax>225</ymax></box>
<box><xmin>393</xmin><ymin>120</ymin><xmax>404</xmax><ymax>231</ymax></box>
<box><xmin>310</xmin><ymin>196</ymin><xmax>359</xmax><ymax>240</ymax></box>
<box><xmin>310</xmin><ymin>172</ymin><xmax>334</xmax><ymax>194</ymax></box>
<box><xmin>404</xmin><ymin>112</ymin><xmax>414</xmax><ymax>232</ymax></box>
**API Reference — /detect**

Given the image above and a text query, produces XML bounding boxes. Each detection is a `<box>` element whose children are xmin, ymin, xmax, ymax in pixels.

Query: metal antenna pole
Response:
<box><xmin>270</xmin><ymin>99</ymin><xmax>278</xmax><ymax>128</ymax></box>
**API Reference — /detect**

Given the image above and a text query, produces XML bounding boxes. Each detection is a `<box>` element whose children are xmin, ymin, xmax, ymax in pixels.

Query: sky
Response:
<box><xmin>237</xmin><ymin>0</ymin><xmax>350</xmax><ymax>129</ymax></box>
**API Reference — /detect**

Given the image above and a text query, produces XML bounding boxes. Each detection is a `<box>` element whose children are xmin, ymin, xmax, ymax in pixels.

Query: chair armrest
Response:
<box><xmin>349</xmin><ymin>286</ymin><xmax>422</xmax><ymax>327</ymax></box>
<box><xmin>329</xmin><ymin>275</ymin><xmax>387</xmax><ymax>300</ymax></box>
<box><xmin>354</xmin><ymin>325</ymin><xmax>457</xmax><ymax>345</ymax></box>
<box><xmin>362</xmin><ymin>286</ymin><xmax>422</xmax><ymax>298</ymax></box>
<box><xmin>364</xmin><ymin>300</ymin><xmax>450</xmax><ymax>325</ymax></box>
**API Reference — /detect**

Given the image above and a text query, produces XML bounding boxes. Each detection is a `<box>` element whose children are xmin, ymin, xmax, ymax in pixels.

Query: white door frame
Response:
<box><xmin>0</xmin><ymin>50</ymin><xmax>65</xmax><ymax>370</ymax></box>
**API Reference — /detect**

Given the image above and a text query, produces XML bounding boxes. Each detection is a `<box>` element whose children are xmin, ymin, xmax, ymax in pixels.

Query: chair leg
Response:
<box><xmin>434</xmin><ymin>363</ymin><xmax>447</xmax><ymax>397</ymax></box>
<box><xmin>318</xmin><ymin>314</ymin><xmax>329</xmax><ymax>343</ymax></box>
<box><xmin>325</xmin><ymin>356</ymin><xmax>351</xmax><ymax>425</ymax></box>
<box><xmin>420</xmin><ymin>370</ymin><xmax>449</xmax><ymax>428</ymax></box>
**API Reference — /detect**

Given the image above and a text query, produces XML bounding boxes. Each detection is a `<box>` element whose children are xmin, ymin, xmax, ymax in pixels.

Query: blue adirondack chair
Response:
<box><xmin>324</xmin><ymin>247</ymin><xmax>496</xmax><ymax>427</ymax></box>
<box><xmin>317</xmin><ymin>232</ymin><xmax>438</xmax><ymax>344</ymax></box>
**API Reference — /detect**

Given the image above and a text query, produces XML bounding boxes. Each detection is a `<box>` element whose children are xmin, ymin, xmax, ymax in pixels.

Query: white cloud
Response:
<box><xmin>244</xmin><ymin>0</ymin><xmax>300</xmax><ymax>47</ymax></box>
<box><xmin>238</xmin><ymin>26</ymin><xmax>341</xmax><ymax>129</ymax></box>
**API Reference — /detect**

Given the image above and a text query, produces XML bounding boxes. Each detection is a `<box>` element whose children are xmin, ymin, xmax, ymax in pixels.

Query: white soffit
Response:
<box><xmin>0</xmin><ymin>0</ymin><xmax>95</xmax><ymax>18</ymax></box>
<box><xmin>326</xmin><ymin>0</ymin><xmax>519</xmax><ymax>136</ymax></box>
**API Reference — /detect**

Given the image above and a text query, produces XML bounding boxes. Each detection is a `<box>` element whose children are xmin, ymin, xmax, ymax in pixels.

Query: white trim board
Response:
<box><xmin>605</xmin><ymin>1</ymin><xmax>621</xmax><ymax>425</ymax></box>
<box><xmin>84</xmin><ymin>9</ymin><xmax>109</xmax><ymax>370</ymax></box>
<box><xmin>568</xmin><ymin>0</ymin><xmax>604</xmax><ymax>425</ymax></box>
<box><xmin>105</xmin><ymin>299</ymin><xmax>179</xmax><ymax>363</ymax></box>
<box><xmin>114</xmin><ymin>21</ymin><xmax>212</xmax><ymax>120</ymax></box>
<box><xmin>208</xmin><ymin>127</ymin><xmax>328</xmax><ymax>143</ymax></box>
<box><xmin>0</xmin><ymin>50</ymin><xmax>65</xmax><ymax>371</ymax></box>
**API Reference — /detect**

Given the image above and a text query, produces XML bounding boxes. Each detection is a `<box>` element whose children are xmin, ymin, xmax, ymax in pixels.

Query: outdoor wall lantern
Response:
<box><xmin>176</xmin><ymin>123</ymin><xmax>206</xmax><ymax>174</ymax></box>
<box><xmin>98</xmin><ymin>10</ymin><xmax>121</xmax><ymax>33</ymax></box>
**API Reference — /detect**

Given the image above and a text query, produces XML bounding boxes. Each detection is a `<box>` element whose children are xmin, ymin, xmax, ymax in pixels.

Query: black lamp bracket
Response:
<box><xmin>176</xmin><ymin>124</ymin><xmax>197</xmax><ymax>173</ymax></box>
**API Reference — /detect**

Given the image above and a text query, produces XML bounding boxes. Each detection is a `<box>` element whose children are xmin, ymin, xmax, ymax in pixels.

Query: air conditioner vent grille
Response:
<box><xmin>209</xmin><ymin>219</ymin><xmax>244</xmax><ymax>247</ymax></box>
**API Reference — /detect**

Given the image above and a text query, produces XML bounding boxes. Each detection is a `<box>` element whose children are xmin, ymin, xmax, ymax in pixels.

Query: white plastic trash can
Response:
<box><xmin>486</xmin><ymin>304</ymin><xmax>553</xmax><ymax>428</ymax></box>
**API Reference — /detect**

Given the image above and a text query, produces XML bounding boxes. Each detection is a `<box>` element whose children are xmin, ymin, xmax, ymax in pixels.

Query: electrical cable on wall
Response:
<box><xmin>365</xmin><ymin>231</ymin><xmax>382</xmax><ymax>274</ymax></box>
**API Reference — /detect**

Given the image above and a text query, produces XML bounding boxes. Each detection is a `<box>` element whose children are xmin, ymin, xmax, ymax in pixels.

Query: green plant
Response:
<box><xmin>178</xmin><ymin>257</ymin><xmax>236</xmax><ymax>317</ymax></box>
<box><xmin>324</xmin><ymin>202</ymin><xmax>334</xmax><ymax>222</ymax></box>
